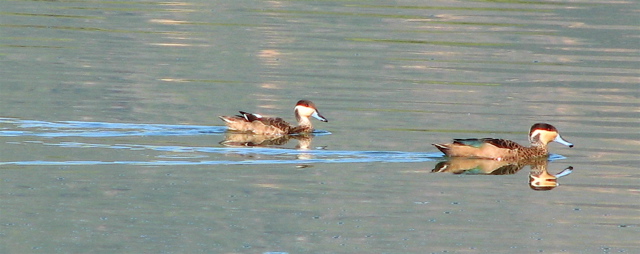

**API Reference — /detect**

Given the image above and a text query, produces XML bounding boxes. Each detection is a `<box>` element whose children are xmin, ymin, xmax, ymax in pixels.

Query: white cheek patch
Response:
<box><xmin>530</xmin><ymin>129</ymin><xmax>573</xmax><ymax>147</ymax></box>
<box><xmin>530</xmin><ymin>130</ymin><xmax>544</xmax><ymax>142</ymax></box>
<box><xmin>294</xmin><ymin>105</ymin><xmax>327</xmax><ymax>122</ymax></box>
<box><xmin>294</xmin><ymin>106</ymin><xmax>313</xmax><ymax>116</ymax></box>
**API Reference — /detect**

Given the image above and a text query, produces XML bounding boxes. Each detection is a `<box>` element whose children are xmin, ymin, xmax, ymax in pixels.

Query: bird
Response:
<box><xmin>219</xmin><ymin>100</ymin><xmax>327</xmax><ymax>135</ymax></box>
<box><xmin>433</xmin><ymin>123</ymin><xmax>573</xmax><ymax>161</ymax></box>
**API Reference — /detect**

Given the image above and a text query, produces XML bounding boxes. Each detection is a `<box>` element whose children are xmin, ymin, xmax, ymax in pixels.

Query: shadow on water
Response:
<box><xmin>0</xmin><ymin>117</ymin><xmax>442</xmax><ymax>166</ymax></box>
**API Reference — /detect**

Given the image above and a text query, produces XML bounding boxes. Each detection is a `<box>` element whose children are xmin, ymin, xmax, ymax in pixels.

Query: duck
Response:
<box><xmin>219</xmin><ymin>100</ymin><xmax>327</xmax><ymax>135</ymax></box>
<box><xmin>433</xmin><ymin>123</ymin><xmax>573</xmax><ymax>161</ymax></box>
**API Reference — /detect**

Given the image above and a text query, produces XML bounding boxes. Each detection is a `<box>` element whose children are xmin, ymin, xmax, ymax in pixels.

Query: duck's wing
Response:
<box><xmin>453</xmin><ymin>138</ymin><xmax>523</xmax><ymax>150</ymax></box>
<box><xmin>257</xmin><ymin>117</ymin><xmax>292</xmax><ymax>133</ymax></box>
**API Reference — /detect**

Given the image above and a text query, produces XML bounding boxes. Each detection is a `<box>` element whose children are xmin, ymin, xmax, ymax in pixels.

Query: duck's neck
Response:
<box><xmin>528</xmin><ymin>142</ymin><xmax>549</xmax><ymax>154</ymax></box>
<box><xmin>288</xmin><ymin>115</ymin><xmax>313</xmax><ymax>134</ymax></box>
<box><xmin>296</xmin><ymin>115</ymin><xmax>313</xmax><ymax>128</ymax></box>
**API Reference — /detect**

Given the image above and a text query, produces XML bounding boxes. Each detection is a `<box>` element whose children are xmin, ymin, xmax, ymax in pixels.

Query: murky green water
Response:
<box><xmin>1</xmin><ymin>0</ymin><xmax>638</xmax><ymax>253</ymax></box>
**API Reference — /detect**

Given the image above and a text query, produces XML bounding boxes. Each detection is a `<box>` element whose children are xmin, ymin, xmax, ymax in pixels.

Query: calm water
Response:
<box><xmin>1</xmin><ymin>0</ymin><xmax>638</xmax><ymax>253</ymax></box>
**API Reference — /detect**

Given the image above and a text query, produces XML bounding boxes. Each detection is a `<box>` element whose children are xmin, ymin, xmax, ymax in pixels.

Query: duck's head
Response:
<box><xmin>528</xmin><ymin>123</ymin><xmax>573</xmax><ymax>147</ymax></box>
<box><xmin>294</xmin><ymin>100</ymin><xmax>328</xmax><ymax>122</ymax></box>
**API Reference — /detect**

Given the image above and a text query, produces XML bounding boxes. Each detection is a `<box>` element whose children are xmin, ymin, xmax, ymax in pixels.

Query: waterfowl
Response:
<box><xmin>433</xmin><ymin>123</ymin><xmax>573</xmax><ymax>161</ymax></box>
<box><xmin>219</xmin><ymin>100</ymin><xmax>327</xmax><ymax>135</ymax></box>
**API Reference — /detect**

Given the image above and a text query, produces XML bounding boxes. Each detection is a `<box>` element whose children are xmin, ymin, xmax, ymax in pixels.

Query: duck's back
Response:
<box><xmin>220</xmin><ymin>113</ymin><xmax>292</xmax><ymax>135</ymax></box>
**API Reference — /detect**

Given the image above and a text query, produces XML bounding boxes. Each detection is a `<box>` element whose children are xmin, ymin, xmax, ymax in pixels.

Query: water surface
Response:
<box><xmin>1</xmin><ymin>0</ymin><xmax>638</xmax><ymax>253</ymax></box>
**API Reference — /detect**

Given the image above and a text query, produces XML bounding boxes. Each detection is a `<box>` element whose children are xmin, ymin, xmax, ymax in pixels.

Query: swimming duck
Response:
<box><xmin>433</xmin><ymin>123</ymin><xmax>573</xmax><ymax>160</ymax></box>
<box><xmin>219</xmin><ymin>100</ymin><xmax>327</xmax><ymax>135</ymax></box>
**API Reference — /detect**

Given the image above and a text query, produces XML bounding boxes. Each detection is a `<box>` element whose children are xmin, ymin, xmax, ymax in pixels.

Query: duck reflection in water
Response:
<box><xmin>220</xmin><ymin>133</ymin><xmax>318</xmax><ymax>163</ymax></box>
<box><xmin>529</xmin><ymin>163</ymin><xmax>573</xmax><ymax>191</ymax></box>
<box><xmin>433</xmin><ymin>158</ymin><xmax>573</xmax><ymax>191</ymax></box>
<box><xmin>220</xmin><ymin>132</ymin><xmax>314</xmax><ymax>150</ymax></box>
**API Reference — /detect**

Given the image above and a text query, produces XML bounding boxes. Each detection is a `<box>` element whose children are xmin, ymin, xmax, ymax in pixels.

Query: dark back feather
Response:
<box><xmin>239</xmin><ymin>111</ymin><xmax>261</xmax><ymax>122</ymax></box>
